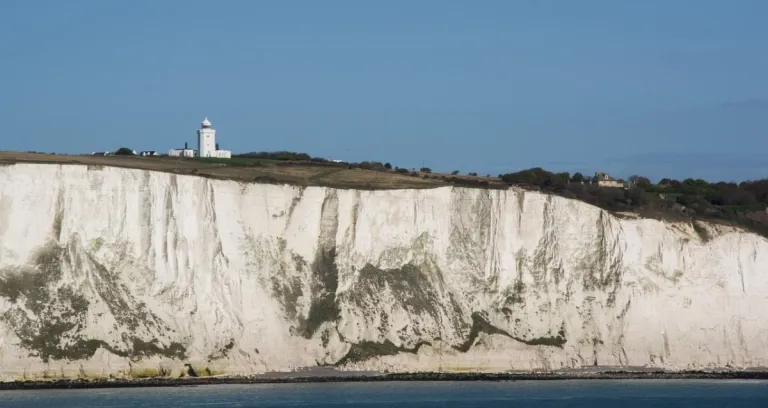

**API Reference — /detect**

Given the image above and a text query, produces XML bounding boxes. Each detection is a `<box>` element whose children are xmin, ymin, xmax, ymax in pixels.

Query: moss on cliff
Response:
<box><xmin>338</xmin><ymin>259</ymin><xmax>470</xmax><ymax>345</ymax></box>
<box><xmin>353</xmin><ymin>263</ymin><xmax>442</xmax><ymax>319</ymax></box>
<box><xmin>207</xmin><ymin>338</ymin><xmax>235</xmax><ymax>361</ymax></box>
<box><xmin>454</xmin><ymin>312</ymin><xmax>566</xmax><ymax>353</ymax></box>
<box><xmin>299</xmin><ymin>248</ymin><xmax>340</xmax><ymax>338</ymax></box>
<box><xmin>85</xmin><ymin>251</ymin><xmax>164</xmax><ymax>333</ymax></box>
<box><xmin>335</xmin><ymin>339</ymin><xmax>431</xmax><ymax>366</ymax></box>
<box><xmin>272</xmin><ymin>275</ymin><xmax>304</xmax><ymax>321</ymax></box>
<box><xmin>129</xmin><ymin>338</ymin><xmax>187</xmax><ymax>360</ymax></box>
<box><xmin>0</xmin><ymin>244</ymin><xmax>94</xmax><ymax>362</ymax></box>
<box><xmin>0</xmin><ymin>241</ymin><xmax>187</xmax><ymax>363</ymax></box>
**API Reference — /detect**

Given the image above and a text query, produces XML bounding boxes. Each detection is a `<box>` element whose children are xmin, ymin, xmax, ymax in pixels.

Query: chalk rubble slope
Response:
<box><xmin>0</xmin><ymin>163</ymin><xmax>766</xmax><ymax>380</ymax></box>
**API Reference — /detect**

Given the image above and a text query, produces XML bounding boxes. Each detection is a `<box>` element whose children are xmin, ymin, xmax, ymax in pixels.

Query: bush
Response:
<box><xmin>420</xmin><ymin>167</ymin><xmax>432</xmax><ymax>173</ymax></box>
<box><xmin>570</xmin><ymin>172</ymin><xmax>585</xmax><ymax>183</ymax></box>
<box><xmin>352</xmin><ymin>161</ymin><xmax>388</xmax><ymax>171</ymax></box>
<box><xmin>114</xmin><ymin>147</ymin><xmax>135</xmax><ymax>156</ymax></box>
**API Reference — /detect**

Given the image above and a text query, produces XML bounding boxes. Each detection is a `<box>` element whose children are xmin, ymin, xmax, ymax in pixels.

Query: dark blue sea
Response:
<box><xmin>1</xmin><ymin>380</ymin><xmax>767</xmax><ymax>407</ymax></box>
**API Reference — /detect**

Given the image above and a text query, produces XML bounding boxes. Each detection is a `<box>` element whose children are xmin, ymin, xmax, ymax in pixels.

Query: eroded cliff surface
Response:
<box><xmin>0</xmin><ymin>163</ymin><xmax>766</xmax><ymax>380</ymax></box>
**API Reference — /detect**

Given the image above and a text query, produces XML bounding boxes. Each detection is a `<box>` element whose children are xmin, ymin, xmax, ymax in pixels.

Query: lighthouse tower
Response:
<box><xmin>197</xmin><ymin>117</ymin><xmax>216</xmax><ymax>158</ymax></box>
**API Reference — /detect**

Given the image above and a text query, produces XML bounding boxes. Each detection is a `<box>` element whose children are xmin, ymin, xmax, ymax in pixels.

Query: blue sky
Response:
<box><xmin>1</xmin><ymin>0</ymin><xmax>767</xmax><ymax>182</ymax></box>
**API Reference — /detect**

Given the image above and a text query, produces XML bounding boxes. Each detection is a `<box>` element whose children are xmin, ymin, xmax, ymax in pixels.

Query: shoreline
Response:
<box><xmin>3</xmin><ymin>371</ymin><xmax>768</xmax><ymax>391</ymax></box>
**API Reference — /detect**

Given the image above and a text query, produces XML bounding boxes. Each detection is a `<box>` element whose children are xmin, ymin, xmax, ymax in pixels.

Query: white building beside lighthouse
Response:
<box><xmin>197</xmin><ymin>117</ymin><xmax>231</xmax><ymax>158</ymax></box>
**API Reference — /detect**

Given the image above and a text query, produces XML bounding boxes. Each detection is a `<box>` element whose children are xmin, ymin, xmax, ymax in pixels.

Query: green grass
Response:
<box><xmin>194</xmin><ymin>157</ymin><xmax>278</xmax><ymax>166</ymax></box>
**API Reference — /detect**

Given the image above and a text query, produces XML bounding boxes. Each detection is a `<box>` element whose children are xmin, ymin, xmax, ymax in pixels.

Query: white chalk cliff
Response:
<box><xmin>0</xmin><ymin>163</ymin><xmax>767</xmax><ymax>380</ymax></box>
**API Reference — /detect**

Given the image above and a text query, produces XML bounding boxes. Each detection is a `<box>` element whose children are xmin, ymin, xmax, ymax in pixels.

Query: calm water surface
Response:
<box><xmin>1</xmin><ymin>380</ymin><xmax>767</xmax><ymax>407</ymax></box>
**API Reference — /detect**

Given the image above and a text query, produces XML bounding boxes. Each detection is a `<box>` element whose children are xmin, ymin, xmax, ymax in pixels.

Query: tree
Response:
<box><xmin>658</xmin><ymin>178</ymin><xmax>681</xmax><ymax>188</ymax></box>
<box><xmin>451</xmin><ymin>170</ymin><xmax>460</xmax><ymax>175</ymax></box>
<box><xmin>624</xmin><ymin>187</ymin><xmax>649</xmax><ymax>206</ymax></box>
<box><xmin>384</xmin><ymin>162</ymin><xmax>392</xmax><ymax>170</ymax></box>
<box><xmin>629</xmin><ymin>175</ymin><xmax>651</xmax><ymax>188</ymax></box>
<box><xmin>553</xmin><ymin>172</ymin><xmax>570</xmax><ymax>189</ymax></box>
<box><xmin>500</xmin><ymin>167</ymin><xmax>553</xmax><ymax>185</ymax></box>
<box><xmin>420</xmin><ymin>167</ymin><xmax>432</xmax><ymax>173</ymax></box>
<box><xmin>570</xmin><ymin>172</ymin><xmax>585</xmax><ymax>183</ymax></box>
<box><xmin>114</xmin><ymin>147</ymin><xmax>135</xmax><ymax>156</ymax></box>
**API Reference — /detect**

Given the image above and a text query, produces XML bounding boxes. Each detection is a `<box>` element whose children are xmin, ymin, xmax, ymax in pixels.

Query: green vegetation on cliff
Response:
<box><xmin>498</xmin><ymin>167</ymin><xmax>768</xmax><ymax>237</ymax></box>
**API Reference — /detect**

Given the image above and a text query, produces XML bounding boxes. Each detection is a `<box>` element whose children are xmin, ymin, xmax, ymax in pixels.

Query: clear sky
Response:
<box><xmin>2</xmin><ymin>0</ymin><xmax>767</xmax><ymax>181</ymax></box>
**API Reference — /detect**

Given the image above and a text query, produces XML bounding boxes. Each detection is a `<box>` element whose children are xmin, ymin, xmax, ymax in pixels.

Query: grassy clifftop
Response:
<box><xmin>0</xmin><ymin>151</ymin><xmax>504</xmax><ymax>190</ymax></box>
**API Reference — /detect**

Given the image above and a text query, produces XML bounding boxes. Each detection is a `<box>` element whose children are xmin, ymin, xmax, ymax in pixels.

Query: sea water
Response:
<box><xmin>1</xmin><ymin>380</ymin><xmax>767</xmax><ymax>407</ymax></box>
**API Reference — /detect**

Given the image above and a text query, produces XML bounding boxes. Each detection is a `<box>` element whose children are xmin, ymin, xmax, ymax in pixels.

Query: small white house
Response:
<box><xmin>140</xmin><ymin>151</ymin><xmax>158</xmax><ymax>157</ymax></box>
<box><xmin>595</xmin><ymin>172</ymin><xmax>625</xmax><ymax>188</ymax></box>
<box><xmin>169</xmin><ymin>148</ymin><xmax>195</xmax><ymax>158</ymax></box>
<box><xmin>169</xmin><ymin>141</ymin><xmax>196</xmax><ymax>158</ymax></box>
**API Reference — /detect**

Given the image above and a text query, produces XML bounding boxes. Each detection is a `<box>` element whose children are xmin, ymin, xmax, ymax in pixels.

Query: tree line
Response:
<box><xmin>496</xmin><ymin>167</ymin><xmax>768</xmax><ymax>237</ymax></box>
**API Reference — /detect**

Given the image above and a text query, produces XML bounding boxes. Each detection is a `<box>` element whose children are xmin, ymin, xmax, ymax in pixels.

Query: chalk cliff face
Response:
<box><xmin>0</xmin><ymin>163</ymin><xmax>767</xmax><ymax>380</ymax></box>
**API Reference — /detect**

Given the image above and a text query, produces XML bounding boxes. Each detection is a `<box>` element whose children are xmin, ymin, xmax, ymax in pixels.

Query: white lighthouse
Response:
<box><xmin>196</xmin><ymin>117</ymin><xmax>231</xmax><ymax>159</ymax></box>
<box><xmin>197</xmin><ymin>117</ymin><xmax>216</xmax><ymax>157</ymax></box>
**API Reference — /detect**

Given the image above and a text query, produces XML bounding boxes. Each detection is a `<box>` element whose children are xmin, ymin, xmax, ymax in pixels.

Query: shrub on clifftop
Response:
<box><xmin>114</xmin><ymin>147</ymin><xmax>135</xmax><ymax>156</ymax></box>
